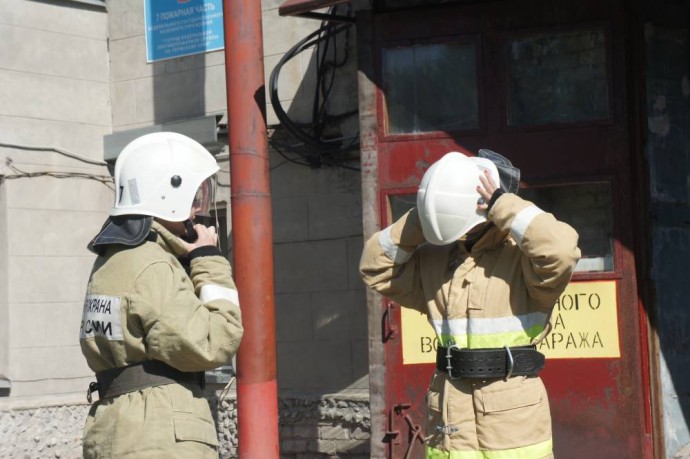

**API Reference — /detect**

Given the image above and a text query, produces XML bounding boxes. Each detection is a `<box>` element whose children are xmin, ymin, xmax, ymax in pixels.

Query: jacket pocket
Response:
<box><xmin>427</xmin><ymin>389</ymin><xmax>441</xmax><ymax>412</ymax></box>
<box><xmin>476</xmin><ymin>377</ymin><xmax>552</xmax><ymax>450</ymax></box>
<box><xmin>173</xmin><ymin>415</ymin><xmax>219</xmax><ymax>446</ymax></box>
<box><xmin>480</xmin><ymin>376</ymin><xmax>543</xmax><ymax>413</ymax></box>
<box><xmin>425</xmin><ymin>372</ymin><xmax>451</xmax><ymax>451</ymax></box>
<box><xmin>427</xmin><ymin>371</ymin><xmax>443</xmax><ymax>412</ymax></box>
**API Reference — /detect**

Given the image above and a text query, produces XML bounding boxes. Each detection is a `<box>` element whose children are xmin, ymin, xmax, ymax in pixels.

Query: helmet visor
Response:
<box><xmin>191</xmin><ymin>176</ymin><xmax>215</xmax><ymax>217</ymax></box>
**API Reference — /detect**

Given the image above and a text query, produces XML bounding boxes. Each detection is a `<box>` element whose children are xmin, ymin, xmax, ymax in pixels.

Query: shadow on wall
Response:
<box><xmin>29</xmin><ymin>0</ymin><xmax>105</xmax><ymax>12</ymax></box>
<box><xmin>151</xmin><ymin>55</ymin><xmax>211</xmax><ymax>126</ymax></box>
<box><xmin>267</xmin><ymin>3</ymin><xmax>367</xmax><ymax>389</ymax></box>
<box><xmin>267</xmin><ymin>5</ymin><xmax>371</xmax><ymax>458</ymax></box>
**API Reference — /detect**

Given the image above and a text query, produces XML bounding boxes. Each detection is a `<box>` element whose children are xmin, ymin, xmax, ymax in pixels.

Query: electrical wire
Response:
<box><xmin>270</xmin><ymin>24</ymin><xmax>352</xmax><ymax>148</ymax></box>
<box><xmin>269</xmin><ymin>5</ymin><xmax>361</xmax><ymax>171</ymax></box>
<box><xmin>271</xmin><ymin>140</ymin><xmax>316</xmax><ymax>168</ymax></box>
<box><xmin>11</xmin><ymin>376</ymin><xmax>93</xmax><ymax>382</ymax></box>
<box><xmin>1</xmin><ymin>157</ymin><xmax>114</xmax><ymax>190</ymax></box>
<box><xmin>0</xmin><ymin>142</ymin><xmax>113</xmax><ymax>189</ymax></box>
<box><xmin>0</xmin><ymin>142</ymin><xmax>108</xmax><ymax>166</ymax></box>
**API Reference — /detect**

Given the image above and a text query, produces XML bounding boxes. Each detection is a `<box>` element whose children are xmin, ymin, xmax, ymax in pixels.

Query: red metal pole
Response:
<box><xmin>223</xmin><ymin>1</ymin><xmax>279</xmax><ymax>457</ymax></box>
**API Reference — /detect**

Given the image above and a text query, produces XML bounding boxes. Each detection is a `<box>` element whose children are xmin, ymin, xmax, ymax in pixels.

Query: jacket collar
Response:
<box><xmin>87</xmin><ymin>215</ymin><xmax>153</xmax><ymax>255</ymax></box>
<box><xmin>151</xmin><ymin>220</ymin><xmax>188</xmax><ymax>258</ymax></box>
<box><xmin>460</xmin><ymin>224</ymin><xmax>509</xmax><ymax>255</ymax></box>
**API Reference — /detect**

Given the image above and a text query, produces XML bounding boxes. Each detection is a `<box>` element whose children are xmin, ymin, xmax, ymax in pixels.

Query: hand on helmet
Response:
<box><xmin>180</xmin><ymin>223</ymin><xmax>218</xmax><ymax>253</ymax></box>
<box><xmin>477</xmin><ymin>169</ymin><xmax>499</xmax><ymax>212</ymax></box>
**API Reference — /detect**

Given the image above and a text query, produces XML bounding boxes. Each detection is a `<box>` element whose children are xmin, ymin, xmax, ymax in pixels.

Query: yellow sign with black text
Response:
<box><xmin>537</xmin><ymin>280</ymin><xmax>620</xmax><ymax>358</ymax></box>
<box><xmin>400</xmin><ymin>280</ymin><xmax>620</xmax><ymax>364</ymax></box>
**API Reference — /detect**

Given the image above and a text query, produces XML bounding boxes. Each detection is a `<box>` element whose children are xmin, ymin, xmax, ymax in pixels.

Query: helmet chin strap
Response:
<box><xmin>182</xmin><ymin>219</ymin><xmax>198</xmax><ymax>243</ymax></box>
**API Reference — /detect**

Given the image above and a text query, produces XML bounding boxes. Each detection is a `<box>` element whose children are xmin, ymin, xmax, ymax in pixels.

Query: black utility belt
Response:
<box><xmin>436</xmin><ymin>345</ymin><xmax>545</xmax><ymax>380</ymax></box>
<box><xmin>87</xmin><ymin>360</ymin><xmax>205</xmax><ymax>402</ymax></box>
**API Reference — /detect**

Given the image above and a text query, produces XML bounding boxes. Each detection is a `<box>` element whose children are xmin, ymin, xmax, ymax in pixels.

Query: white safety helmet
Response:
<box><xmin>417</xmin><ymin>152</ymin><xmax>500</xmax><ymax>246</ymax></box>
<box><xmin>110</xmin><ymin>132</ymin><xmax>219</xmax><ymax>222</ymax></box>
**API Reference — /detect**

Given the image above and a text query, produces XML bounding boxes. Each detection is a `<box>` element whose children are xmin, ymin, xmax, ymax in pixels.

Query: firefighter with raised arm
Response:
<box><xmin>79</xmin><ymin>132</ymin><xmax>243</xmax><ymax>458</ymax></box>
<box><xmin>360</xmin><ymin>150</ymin><xmax>580</xmax><ymax>458</ymax></box>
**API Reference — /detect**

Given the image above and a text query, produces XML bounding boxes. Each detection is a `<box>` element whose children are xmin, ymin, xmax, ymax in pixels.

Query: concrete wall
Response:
<box><xmin>270</xmin><ymin>154</ymin><xmax>367</xmax><ymax>392</ymax></box>
<box><xmin>0</xmin><ymin>0</ymin><xmax>112</xmax><ymax>399</ymax></box>
<box><xmin>643</xmin><ymin>9</ymin><xmax>690</xmax><ymax>458</ymax></box>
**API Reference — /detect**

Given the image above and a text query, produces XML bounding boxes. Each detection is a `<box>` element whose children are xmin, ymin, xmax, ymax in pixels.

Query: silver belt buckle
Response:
<box><xmin>445</xmin><ymin>341</ymin><xmax>463</xmax><ymax>380</ymax></box>
<box><xmin>504</xmin><ymin>345</ymin><xmax>515</xmax><ymax>381</ymax></box>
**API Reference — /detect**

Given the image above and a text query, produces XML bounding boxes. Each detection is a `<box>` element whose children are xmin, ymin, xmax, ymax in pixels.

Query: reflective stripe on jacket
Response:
<box><xmin>360</xmin><ymin>193</ymin><xmax>580</xmax><ymax>458</ymax></box>
<box><xmin>80</xmin><ymin>221</ymin><xmax>243</xmax><ymax>458</ymax></box>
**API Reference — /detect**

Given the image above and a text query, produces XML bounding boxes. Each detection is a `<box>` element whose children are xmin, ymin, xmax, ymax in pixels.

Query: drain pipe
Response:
<box><xmin>223</xmin><ymin>1</ymin><xmax>280</xmax><ymax>457</ymax></box>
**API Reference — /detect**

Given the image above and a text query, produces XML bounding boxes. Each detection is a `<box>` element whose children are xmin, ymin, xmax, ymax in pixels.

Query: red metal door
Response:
<box><xmin>370</xmin><ymin>1</ymin><xmax>652</xmax><ymax>458</ymax></box>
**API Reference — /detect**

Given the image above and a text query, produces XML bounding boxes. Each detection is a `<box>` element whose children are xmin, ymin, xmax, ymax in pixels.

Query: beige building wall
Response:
<box><xmin>0</xmin><ymin>0</ymin><xmax>112</xmax><ymax>400</ymax></box>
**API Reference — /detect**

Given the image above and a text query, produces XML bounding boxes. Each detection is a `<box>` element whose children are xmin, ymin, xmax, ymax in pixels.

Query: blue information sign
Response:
<box><xmin>144</xmin><ymin>0</ymin><xmax>224</xmax><ymax>62</ymax></box>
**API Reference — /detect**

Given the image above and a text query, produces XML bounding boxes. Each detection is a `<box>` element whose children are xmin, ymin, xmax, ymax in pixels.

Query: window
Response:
<box><xmin>388</xmin><ymin>193</ymin><xmax>417</xmax><ymax>223</ymax></box>
<box><xmin>382</xmin><ymin>40</ymin><xmax>479</xmax><ymax>134</ymax></box>
<box><xmin>520</xmin><ymin>182</ymin><xmax>614</xmax><ymax>273</ymax></box>
<box><xmin>506</xmin><ymin>28</ymin><xmax>610</xmax><ymax>126</ymax></box>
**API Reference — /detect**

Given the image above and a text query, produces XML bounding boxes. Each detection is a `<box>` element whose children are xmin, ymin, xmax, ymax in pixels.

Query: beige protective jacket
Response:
<box><xmin>80</xmin><ymin>221</ymin><xmax>243</xmax><ymax>458</ymax></box>
<box><xmin>360</xmin><ymin>193</ymin><xmax>580</xmax><ymax>459</ymax></box>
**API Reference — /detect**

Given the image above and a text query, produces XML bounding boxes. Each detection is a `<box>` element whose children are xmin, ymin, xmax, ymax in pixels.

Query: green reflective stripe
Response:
<box><xmin>438</xmin><ymin>324</ymin><xmax>544</xmax><ymax>349</ymax></box>
<box><xmin>426</xmin><ymin>439</ymin><xmax>552</xmax><ymax>459</ymax></box>
<box><xmin>439</xmin><ymin>335</ymin><xmax>470</xmax><ymax>348</ymax></box>
<box><xmin>431</xmin><ymin>312</ymin><xmax>549</xmax><ymax>349</ymax></box>
<box><xmin>426</xmin><ymin>447</ymin><xmax>484</xmax><ymax>459</ymax></box>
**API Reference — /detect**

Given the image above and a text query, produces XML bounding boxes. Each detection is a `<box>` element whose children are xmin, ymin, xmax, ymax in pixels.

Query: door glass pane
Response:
<box><xmin>389</xmin><ymin>183</ymin><xmax>614</xmax><ymax>273</ymax></box>
<box><xmin>520</xmin><ymin>183</ymin><xmax>614</xmax><ymax>273</ymax></box>
<box><xmin>389</xmin><ymin>193</ymin><xmax>417</xmax><ymax>222</ymax></box>
<box><xmin>507</xmin><ymin>28</ymin><xmax>610</xmax><ymax>126</ymax></box>
<box><xmin>382</xmin><ymin>41</ymin><xmax>479</xmax><ymax>134</ymax></box>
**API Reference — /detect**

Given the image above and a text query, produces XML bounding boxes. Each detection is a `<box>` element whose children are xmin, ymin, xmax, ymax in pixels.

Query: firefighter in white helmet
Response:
<box><xmin>80</xmin><ymin>132</ymin><xmax>243</xmax><ymax>458</ymax></box>
<box><xmin>360</xmin><ymin>150</ymin><xmax>580</xmax><ymax>459</ymax></box>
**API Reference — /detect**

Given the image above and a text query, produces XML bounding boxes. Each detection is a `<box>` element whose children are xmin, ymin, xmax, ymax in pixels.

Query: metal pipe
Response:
<box><xmin>223</xmin><ymin>1</ymin><xmax>279</xmax><ymax>457</ymax></box>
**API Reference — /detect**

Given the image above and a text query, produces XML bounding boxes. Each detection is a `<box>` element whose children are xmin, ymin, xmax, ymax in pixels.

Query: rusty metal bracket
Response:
<box><xmin>382</xmin><ymin>301</ymin><xmax>398</xmax><ymax>342</ymax></box>
<box><xmin>384</xmin><ymin>403</ymin><xmax>429</xmax><ymax>459</ymax></box>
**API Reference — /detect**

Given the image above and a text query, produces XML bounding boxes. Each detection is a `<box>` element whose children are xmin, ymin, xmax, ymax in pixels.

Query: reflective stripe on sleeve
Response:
<box><xmin>510</xmin><ymin>205</ymin><xmax>544</xmax><ymax>245</ymax></box>
<box><xmin>379</xmin><ymin>226</ymin><xmax>414</xmax><ymax>263</ymax></box>
<box><xmin>425</xmin><ymin>438</ymin><xmax>552</xmax><ymax>459</ymax></box>
<box><xmin>199</xmin><ymin>284</ymin><xmax>240</xmax><ymax>305</ymax></box>
<box><xmin>430</xmin><ymin>312</ymin><xmax>548</xmax><ymax>348</ymax></box>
